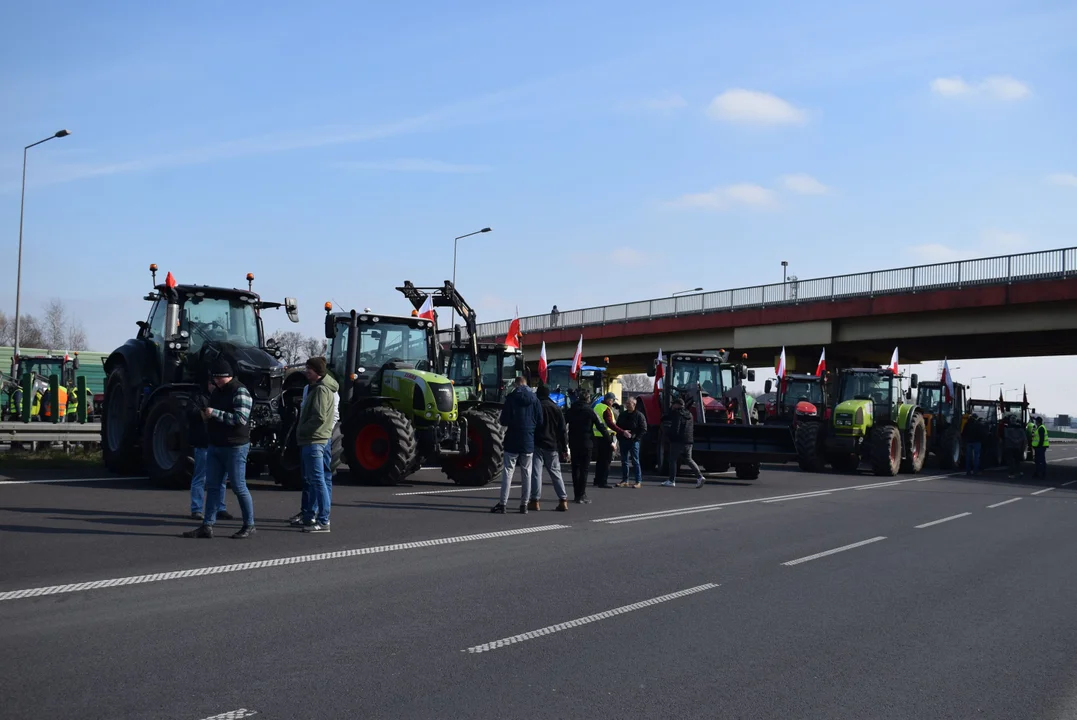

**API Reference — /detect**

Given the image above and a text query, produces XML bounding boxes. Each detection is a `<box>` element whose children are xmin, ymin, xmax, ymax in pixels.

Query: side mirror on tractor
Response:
<box><xmin>765</xmin><ymin>379</ymin><xmax>773</xmax><ymax>394</ymax></box>
<box><xmin>910</xmin><ymin>373</ymin><xmax>918</xmax><ymax>389</ymax></box>
<box><xmin>324</xmin><ymin>313</ymin><xmax>337</xmax><ymax>340</ymax></box>
<box><xmin>747</xmin><ymin>369</ymin><xmax>756</xmax><ymax>382</ymax></box>
<box><xmin>285</xmin><ymin>298</ymin><xmax>300</xmax><ymax>324</ymax></box>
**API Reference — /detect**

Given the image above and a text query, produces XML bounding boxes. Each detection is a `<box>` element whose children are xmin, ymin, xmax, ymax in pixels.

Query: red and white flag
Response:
<box><xmin>889</xmin><ymin>347</ymin><xmax>900</xmax><ymax>374</ymax></box>
<box><xmin>815</xmin><ymin>348</ymin><xmax>826</xmax><ymax>376</ymax></box>
<box><xmin>570</xmin><ymin>335</ymin><xmax>583</xmax><ymax>379</ymax></box>
<box><xmin>776</xmin><ymin>346</ymin><xmax>787</xmax><ymax>380</ymax></box>
<box><xmin>417</xmin><ymin>295</ymin><xmax>436</xmax><ymax>322</ymax></box>
<box><xmin>941</xmin><ymin>357</ymin><xmax>954</xmax><ymax>402</ymax></box>
<box><xmin>504</xmin><ymin>306</ymin><xmax>522</xmax><ymax>349</ymax></box>
<box><xmin>538</xmin><ymin>342</ymin><xmax>548</xmax><ymax>384</ymax></box>
<box><xmin>653</xmin><ymin>349</ymin><xmax>665</xmax><ymax>395</ymax></box>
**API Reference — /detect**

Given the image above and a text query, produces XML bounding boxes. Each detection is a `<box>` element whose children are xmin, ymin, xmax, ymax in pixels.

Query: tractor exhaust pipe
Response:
<box><xmin>341</xmin><ymin>309</ymin><xmax>359</xmax><ymax>403</ymax></box>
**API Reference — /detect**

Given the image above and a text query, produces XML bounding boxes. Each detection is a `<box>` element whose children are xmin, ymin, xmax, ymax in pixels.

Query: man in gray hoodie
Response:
<box><xmin>297</xmin><ymin>356</ymin><xmax>339</xmax><ymax>533</ymax></box>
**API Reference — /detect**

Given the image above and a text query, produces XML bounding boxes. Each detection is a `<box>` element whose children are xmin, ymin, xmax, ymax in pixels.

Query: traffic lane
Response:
<box><xmin>2</xmin><ymin>466</ymin><xmax>1065</xmax><ymax>718</ymax></box>
<box><xmin>0</xmin><ymin>462</ymin><xmax>929</xmax><ymax>590</ymax></box>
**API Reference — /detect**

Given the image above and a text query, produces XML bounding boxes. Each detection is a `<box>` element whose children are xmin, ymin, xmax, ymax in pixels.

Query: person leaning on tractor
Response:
<box><xmin>183</xmin><ymin>358</ymin><xmax>256</xmax><ymax>539</ymax></box>
<box><xmin>1031</xmin><ymin>416</ymin><xmax>1050</xmax><ymax>479</ymax></box>
<box><xmin>493</xmin><ymin>376</ymin><xmax>544</xmax><ymax>515</ymax></box>
<box><xmin>662</xmin><ymin>395</ymin><xmax>705</xmax><ymax>488</ymax></box>
<box><xmin>295</xmin><ymin>357</ymin><xmax>339</xmax><ymax>533</ymax></box>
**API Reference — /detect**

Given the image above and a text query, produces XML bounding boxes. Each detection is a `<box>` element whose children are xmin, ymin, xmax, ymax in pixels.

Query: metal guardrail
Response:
<box><xmin>455</xmin><ymin>247</ymin><xmax>1076</xmax><ymax>341</ymax></box>
<box><xmin>0</xmin><ymin>422</ymin><xmax>101</xmax><ymax>444</ymax></box>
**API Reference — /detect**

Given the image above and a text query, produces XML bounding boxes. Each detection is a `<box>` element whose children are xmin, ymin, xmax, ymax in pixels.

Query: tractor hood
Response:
<box><xmin>795</xmin><ymin>401</ymin><xmax>819</xmax><ymax>416</ymax></box>
<box><xmin>834</xmin><ymin>398</ymin><xmax>872</xmax><ymax>419</ymax></box>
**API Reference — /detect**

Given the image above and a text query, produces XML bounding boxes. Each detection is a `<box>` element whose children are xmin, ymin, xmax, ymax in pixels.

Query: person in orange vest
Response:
<box><xmin>40</xmin><ymin>385</ymin><xmax>69</xmax><ymax>420</ymax></box>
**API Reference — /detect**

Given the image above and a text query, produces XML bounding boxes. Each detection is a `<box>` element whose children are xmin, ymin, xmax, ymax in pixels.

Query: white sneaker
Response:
<box><xmin>695</xmin><ymin>477</ymin><xmax>705</xmax><ymax>488</ymax></box>
<box><xmin>661</xmin><ymin>480</ymin><xmax>676</xmax><ymax>487</ymax></box>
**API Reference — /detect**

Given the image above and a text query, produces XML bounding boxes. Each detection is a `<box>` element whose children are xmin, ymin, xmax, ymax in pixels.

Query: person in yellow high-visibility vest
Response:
<box><xmin>67</xmin><ymin>385</ymin><xmax>79</xmax><ymax>419</ymax></box>
<box><xmin>1031</xmin><ymin>417</ymin><xmax>1050</xmax><ymax>479</ymax></box>
<box><xmin>40</xmin><ymin>385</ymin><xmax>68</xmax><ymax>420</ymax></box>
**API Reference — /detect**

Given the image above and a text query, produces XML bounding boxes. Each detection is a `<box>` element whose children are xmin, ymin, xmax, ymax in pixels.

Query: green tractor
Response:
<box><xmin>324</xmin><ymin>298</ymin><xmax>503</xmax><ymax>487</ymax></box>
<box><xmin>813</xmin><ymin>367</ymin><xmax>927</xmax><ymax>476</ymax></box>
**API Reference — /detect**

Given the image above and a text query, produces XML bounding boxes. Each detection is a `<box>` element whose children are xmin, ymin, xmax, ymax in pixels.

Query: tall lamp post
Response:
<box><xmin>15</xmin><ymin>129</ymin><xmax>71</xmax><ymax>358</ymax></box>
<box><xmin>781</xmin><ymin>260</ymin><xmax>789</xmax><ymax>300</ymax></box>
<box><xmin>450</xmin><ymin>227</ymin><xmax>492</xmax><ymax>330</ymax></box>
<box><xmin>672</xmin><ymin>287</ymin><xmax>703</xmax><ymax>297</ymax></box>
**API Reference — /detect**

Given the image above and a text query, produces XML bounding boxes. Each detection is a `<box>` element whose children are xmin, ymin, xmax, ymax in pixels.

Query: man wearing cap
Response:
<box><xmin>295</xmin><ymin>357</ymin><xmax>339</xmax><ymax>532</ymax></box>
<box><xmin>592</xmin><ymin>392</ymin><xmax>625</xmax><ymax>489</ymax></box>
<box><xmin>183</xmin><ymin>358</ymin><xmax>256</xmax><ymax>539</ymax></box>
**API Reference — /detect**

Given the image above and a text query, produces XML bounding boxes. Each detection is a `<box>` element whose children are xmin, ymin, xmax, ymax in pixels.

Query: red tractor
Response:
<box><xmin>635</xmin><ymin>351</ymin><xmax>798</xmax><ymax>480</ymax></box>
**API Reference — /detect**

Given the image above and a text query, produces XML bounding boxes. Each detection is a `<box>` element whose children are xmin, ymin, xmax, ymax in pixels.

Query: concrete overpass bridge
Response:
<box><xmin>454</xmin><ymin>247</ymin><xmax>1077</xmax><ymax>376</ymax></box>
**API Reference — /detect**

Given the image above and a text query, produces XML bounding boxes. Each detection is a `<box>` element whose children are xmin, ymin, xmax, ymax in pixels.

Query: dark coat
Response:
<box><xmin>567</xmin><ymin>401</ymin><xmax>609</xmax><ymax>450</ymax></box>
<box><xmin>535</xmin><ymin>397</ymin><xmax>568</xmax><ymax>454</ymax></box>
<box><xmin>617</xmin><ymin>408</ymin><xmax>647</xmax><ymax>442</ymax></box>
<box><xmin>499</xmin><ymin>386</ymin><xmax>544</xmax><ymax>454</ymax></box>
<box><xmin>664</xmin><ymin>406</ymin><xmax>694</xmax><ymax>445</ymax></box>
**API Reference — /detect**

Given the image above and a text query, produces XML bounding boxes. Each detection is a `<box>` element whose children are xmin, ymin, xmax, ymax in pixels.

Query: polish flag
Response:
<box><xmin>815</xmin><ymin>348</ymin><xmax>826</xmax><ymax>376</ymax></box>
<box><xmin>569</xmin><ymin>335</ymin><xmax>583</xmax><ymax>379</ymax></box>
<box><xmin>504</xmin><ymin>307</ymin><xmax>522</xmax><ymax>349</ymax></box>
<box><xmin>653</xmin><ymin>349</ymin><xmax>665</xmax><ymax>395</ymax></box>
<box><xmin>538</xmin><ymin>342</ymin><xmax>548</xmax><ymax>384</ymax></box>
<box><xmin>417</xmin><ymin>295</ymin><xmax>435</xmax><ymax>322</ymax></box>
<box><xmin>889</xmin><ymin>347</ymin><xmax>900</xmax><ymax>375</ymax></box>
<box><xmin>941</xmin><ymin>357</ymin><xmax>954</xmax><ymax>403</ymax></box>
<box><xmin>776</xmin><ymin>346</ymin><xmax>787</xmax><ymax>379</ymax></box>
<box><xmin>1022</xmin><ymin>384</ymin><xmax>1028</xmax><ymax>407</ymax></box>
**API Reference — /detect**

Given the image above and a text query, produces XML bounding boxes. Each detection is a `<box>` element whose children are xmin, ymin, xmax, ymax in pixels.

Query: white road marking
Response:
<box><xmin>762</xmin><ymin>491</ymin><xmax>833</xmax><ymax>503</ymax></box>
<box><xmin>1031</xmin><ymin>487</ymin><xmax>1055</xmax><ymax>496</ymax></box>
<box><xmin>782</xmin><ymin>536</ymin><xmax>887</xmax><ymax>566</ymax></box>
<box><xmin>1049</xmin><ymin>455</ymin><xmax>1077</xmax><ymax>464</ymax></box>
<box><xmin>915</xmin><ymin>512</ymin><xmax>971</xmax><ymax>529</ymax></box>
<box><xmin>988</xmin><ymin>497</ymin><xmax>1022</xmax><ymax>508</ymax></box>
<box><xmin>463</xmin><ymin>583</ymin><xmax>719</xmax><ymax>654</ymax></box>
<box><xmin>0</xmin><ymin>525</ymin><xmax>569</xmax><ymax>603</ymax></box>
<box><xmin>605</xmin><ymin>506</ymin><xmax>723</xmax><ymax>525</ymax></box>
<box><xmin>197</xmin><ymin>710</ymin><xmax>258</xmax><ymax>720</ymax></box>
<box><xmin>1063</xmin><ymin>480</ymin><xmax>1077</xmax><ymax>488</ymax></box>
<box><xmin>394</xmin><ymin>484</ymin><xmax>515</xmax><ymax>496</ymax></box>
<box><xmin>0</xmin><ymin>476</ymin><xmax>148</xmax><ymax>485</ymax></box>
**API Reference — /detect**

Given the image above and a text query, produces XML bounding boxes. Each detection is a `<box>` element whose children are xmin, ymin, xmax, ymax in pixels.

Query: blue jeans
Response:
<box><xmin>620</xmin><ymin>439</ymin><xmax>642</xmax><ymax>484</ymax></box>
<box><xmin>300</xmin><ymin>439</ymin><xmax>334</xmax><ymax>518</ymax></box>
<box><xmin>204</xmin><ymin>444</ymin><xmax>254</xmax><ymax>527</ymax></box>
<box><xmin>301</xmin><ymin>442</ymin><xmax>331</xmax><ymax>525</ymax></box>
<box><xmin>965</xmin><ymin>442</ymin><xmax>981</xmax><ymax>474</ymax></box>
<box><xmin>190</xmin><ymin>447</ymin><xmax>228</xmax><ymax>515</ymax></box>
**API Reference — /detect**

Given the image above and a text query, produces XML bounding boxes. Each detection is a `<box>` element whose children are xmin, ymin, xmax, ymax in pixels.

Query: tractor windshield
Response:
<box><xmin>967</xmin><ymin>402</ymin><xmax>996</xmax><ymax>422</ymax></box>
<box><xmin>17</xmin><ymin>359</ymin><xmax>67</xmax><ymax>382</ymax></box>
<box><xmin>183</xmin><ymin>295</ymin><xmax>260</xmax><ymax>352</ymax></box>
<box><xmin>447</xmin><ymin>352</ymin><xmax>473</xmax><ymax>385</ymax></box>
<box><xmin>359</xmin><ymin>322</ymin><xmax>432</xmax><ymax>370</ymax></box>
<box><xmin>918</xmin><ymin>385</ymin><xmax>943</xmax><ymax>413</ymax></box>
<box><xmin>839</xmin><ymin>372</ymin><xmax>891</xmax><ymax>405</ymax></box>
<box><xmin>671</xmin><ymin>362</ymin><xmax>722</xmax><ymax>397</ymax></box>
<box><xmin>783</xmin><ymin>378</ymin><xmax>824</xmax><ymax>409</ymax></box>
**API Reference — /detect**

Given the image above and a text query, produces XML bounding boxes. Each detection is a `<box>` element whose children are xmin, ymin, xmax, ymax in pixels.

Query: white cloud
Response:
<box><xmin>930</xmin><ymin>75</ymin><xmax>1031</xmax><ymax>101</ymax></box>
<box><xmin>335</xmin><ymin>159</ymin><xmax>491</xmax><ymax>173</ymax></box>
<box><xmin>910</xmin><ymin>229</ymin><xmax>1029</xmax><ymax>263</ymax></box>
<box><xmin>1046</xmin><ymin>172</ymin><xmax>1077</xmax><ymax>188</ymax></box>
<box><xmin>666</xmin><ymin>183</ymin><xmax>777</xmax><ymax>210</ymax></box>
<box><xmin>780</xmin><ymin>173</ymin><xmax>831</xmax><ymax>195</ymax></box>
<box><xmin>611</xmin><ymin>247</ymin><xmax>647</xmax><ymax>266</ymax></box>
<box><xmin>706</xmin><ymin>89</ymin><xmax>807</xmax><ymax>126</ymax></box>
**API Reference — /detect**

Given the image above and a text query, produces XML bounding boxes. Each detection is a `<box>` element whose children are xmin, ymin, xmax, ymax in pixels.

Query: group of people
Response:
<box><xmin>493</xmin><ymin>378</ymin><xmax>708</xmax><ymax>514</ymax></box>
<box><xmin>183</xmin><ymin>356</ymin><xmax>338</xmax><ymax>539</ymax></box>
<box><xmin>961</xmin><ymin>413</ymin><xmax>1052</xmax><ymax>479</ymax></box>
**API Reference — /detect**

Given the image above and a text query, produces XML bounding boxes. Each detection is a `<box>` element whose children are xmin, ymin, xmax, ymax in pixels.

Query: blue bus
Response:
<box><xmin>538</xmin><ymin>359</ymin><xmax>608</xmax><ymax>408</ymax></box>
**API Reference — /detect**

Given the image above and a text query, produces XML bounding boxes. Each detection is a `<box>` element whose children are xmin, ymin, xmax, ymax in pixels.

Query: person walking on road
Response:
<box><xmin>188</xmin><ymin>379</ymin><xmax>232</xmax><ymax>521</ymax></box>
<box><xmin>290</xmin><ymin>367</ymin><xmax>341</xmax><ymax>527</ymax></box>
<box><xmin>616</xmin><ymin>397</ymin><xmax>647</xmax><ymax>488</ymax></box>
<box><xmin>183</xmin><ymin>358</ymin><xmax>255</xmax><ymax>539</ymax></box>
<box><xmin>529</xmin><ymin>384</ymin><xmax>570</xmax><ymax>512</ymax></box>
<box><xmin>493</xmin><ymin>377</ymin><xmax>543</xmax><ymax>514</ymax></box>
<box><xmin>566</xmin><ymin>390</ymin><xmax>609</xmax><ymax>504</ymax></box>
<box><xmin>663</xmin><ymin>396</ymin><xmax>705</xmax><ymax>488</ymax></box>
<box><xmin>1031</xmin><ymin>416</ymin><xmax>1050</xmax><ymax>479</ymax></box>
<box><xmin>593</xmin><ymin>392</ymin><xmax>624</xmax><ymax>489</ymax></box>
<box><xmin>295</xmin><ymin>357</ymin><xmax>339</xmax><ymax>533</ymax></box>
<box><xmin>961</xmin><ymin>414</ymin><xmax>984</xmax><ymax>476</ymax></box>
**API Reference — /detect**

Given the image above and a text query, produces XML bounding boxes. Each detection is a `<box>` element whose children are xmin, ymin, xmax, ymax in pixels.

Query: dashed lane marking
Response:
<box><xmin>0</xmin><ymin>525</ymin><xmax>569</xmax><ymax>603</ymax></box>
<box><xmin>197</xmin><ymin>710</ymin><xmax>258</xmax><ymax>720</ymax></box>
<box><xmin>463</xmin><ymin>583</ymin><xmax>719</xmax><ymax>654</ymax></box>
<box><xmin>762</xmin><ymin>491</ymin><xmax>833</xmax><ymax>504</ymax></box>
<box><xmin>1062</xmin><ymin>480</ymin><xmax>1077</xmax><ymax>488</ymax></box>
<box><xmin>782</xmin><ymin>537</ymin><xmax>887</xmax><ymax>567</ymax></box>
<box><xmin>394</xmin><ymin>484</ymin><xmax>516</xmax><ymax>496</ymax></box>
<box><xmin>605</xmin><ymin>506</ymin><xmax>722</xmax><ymax>525</ymax></box>
<box><xmin>1031</xmin><ymin>487</ymin><xmax>1055</xmax><ymax>496</ymax></box>
<box><xmin>988</xmin><ymin>497</ymin><xmax>1023</xmax><ymax>509</ymax></box>
<box><xmin>0</xmin><ymin>476</ymin><xmax>148</xmax><ymax>485</ymax></box>
<box><xmin>915</xmin><ymin>512</ymin><xmax>971</xmax><ymax>529</ymax></box>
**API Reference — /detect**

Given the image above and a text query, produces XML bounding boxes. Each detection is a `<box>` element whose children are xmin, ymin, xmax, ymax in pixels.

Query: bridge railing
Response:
<box><xmin>455</xmin><ymin>247</ymin><xmax>1076</xmax><ymax>341</ymax></box>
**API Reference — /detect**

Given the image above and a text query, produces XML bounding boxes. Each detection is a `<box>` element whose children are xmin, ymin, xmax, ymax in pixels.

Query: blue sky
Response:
<box><xmin>2</xmin><ymin>0</ymin><xmax>1076</xmax><ymax>412</ymax></box>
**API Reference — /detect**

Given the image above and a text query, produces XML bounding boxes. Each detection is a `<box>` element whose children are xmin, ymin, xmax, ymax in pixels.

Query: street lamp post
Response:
<box><xmin>781</xmin><ymin>260</ymin><xmax>789</xmax><ymax>300</ymax></box>
<box><xmin>990</xmin><ymin>383</ymin><xmax>1005</xmax><ymax>397</ymax></box>
<box><xmin>450</xmin><ymin>227</ymin><xmax>491</xmax><ymax>330</ymax></box>
<box><xmin>14</xmin><ymin>129</ymin><xmax>71</xmax><ymax>358</ymax></box>
<box><xmin>671</xmin><ymin>287</ymin><xmax>703</xmax><ymax>297</ymax></box>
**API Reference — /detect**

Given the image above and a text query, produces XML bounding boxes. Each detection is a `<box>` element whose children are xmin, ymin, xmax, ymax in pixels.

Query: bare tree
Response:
<box><xmin>19</xmin><ymin>316</ymin><xmax>45</xmax><ymax>349</ymax></box>
<box><xmin>67</xmin><ymin>324</ymin><xmax>88</xmax><ymax>351</ymax></box>
<box><xmin>302</xmin><ymin>336</ymin><xmax>327</xmax><ymax>360</ymax></box>
<box><xmin>270</xmin><ymin>330</ymin><xmax>305</xmax><ymax>365</ymax></box>
<box><xmin>619</xmin><ymin>374</ymin><xmax>654</xmax><ymax>393</ymax></box>
<box><xmin>0</xmin><ymin>310</ymin><xmax>11</xmax><ymax>346</ymax></box>
<box><xmin>39</xmin><ymin>299</ymin><xmax>89</xmax><ymax>350</ymax></box>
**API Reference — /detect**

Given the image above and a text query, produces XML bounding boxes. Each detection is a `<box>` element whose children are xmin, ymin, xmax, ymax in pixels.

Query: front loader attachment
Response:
<box><xmin>692</xmin><ymin>423</ymin><xmax>799</xmax><ymax>464</ymax></box>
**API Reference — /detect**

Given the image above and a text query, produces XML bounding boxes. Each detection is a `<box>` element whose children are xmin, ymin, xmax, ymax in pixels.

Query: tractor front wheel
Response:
<box><xmin>795</xmin><ymin>422</ymin><xmax>823</xmax><ymax>472</ymax></box>
<box><xmin>344</xmin><ymin>406</ymin><xmax>416</xmax><ymax>486</ymax></box>
<box><xmin>141</xmin><ymin>397</ymin><xmax>192</xmax><ymax>488</ymax></box>
<box><xmin>901</xmin><ymin>411</ymin><xmax>927</xmax><ymax>474</ymax></box>
<box><xmin>101</xmin><ymin>366</ymin><xmax>141</xmax><ymax>474</ymax></box>
<box><xmin>939</xmin><ymin>427</ymin><xmax>961</xmax><ymax>470</ymax></box>
<box><xmin>443</xmin><ymin>411</ymin><xmax>504</xmax><ymax>486</ymax></box>
<box><xmin>871</xmin><ymin>426</ymin><xmax>902</xmax><ymax>476</ymax></box>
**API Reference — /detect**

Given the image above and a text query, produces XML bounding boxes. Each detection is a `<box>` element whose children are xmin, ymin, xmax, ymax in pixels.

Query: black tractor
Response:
<box><xmin>101</xmin><ymin>265</ymin><xmax>301</xmax><ymax>487</ymax></box>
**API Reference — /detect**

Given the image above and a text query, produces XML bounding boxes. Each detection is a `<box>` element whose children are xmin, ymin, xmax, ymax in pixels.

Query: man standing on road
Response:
<box><xmin>1003</xmin><ymin>415</ymin><xmax>1027</xmax><ymax>480</ymax></box>
<box><xmin>188</xmin><ymin>379</ymin><xmax>232</xmax><ymax>521</ymax></box>
<box><xmin>493</xmin><ymin>376</ymin><xmax>543</xmax><ymax>514</ymax></box>
<box><xmin>566</xmin><ymin>390</ymin><xmax>609</xmax><ymax>504</ymax></box>
<box><xmin>296</xmin><ymin>357</ymin><xmax>338</xmax><ymax>533</ymax></box>
<box><xmin>290</xmin><ymin>366</ymin><xmax>340</xmax><ymax>528</ymax></box>
<box><xmin>529</xmin><ymin>384</ymin><xmax>570</xmax><ymax>512</ymax></box>
<box><xmin>663</xmin><ymin>395</ymin><xmax>705</xmax><ymax>488</ymax></box>
<box><xmin>592</xmin><ymin>392</ymin><xmax>624</xmax><ymax>489</ymax></box>
<box><xmin>616</xmin><ymin>397</ymin><xmax>646</xmax><ymax>488</ymax></box>
<box><xmin>1031</xmin><ymin>416</ymin><xmax>1050</xmax><ymax>479</ymax></box>
<box><xmin>961</xmin><ymin>415</ymin><xmax>984</xmax><ymax>476</ymax></box>
<box><xmin>183</xmin><ymin>358</ymin><xmax>255</xmax><ymax>539</ymax></box>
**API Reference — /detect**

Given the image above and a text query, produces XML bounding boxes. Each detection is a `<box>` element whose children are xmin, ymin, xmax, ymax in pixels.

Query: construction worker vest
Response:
<box><xmin>1031</xmin><ymin>426</ymin><xmax>1050</xmax><ymax>448</ymax></box>
<box><xmin>593</xmin><ymin>403</ymin><xmax>611</xmax><ymax>437</ymax></box>
<box><xmin>42</xmin><ymin>387</ymin><xmax>68</xmax><ymax>418</ymax></box>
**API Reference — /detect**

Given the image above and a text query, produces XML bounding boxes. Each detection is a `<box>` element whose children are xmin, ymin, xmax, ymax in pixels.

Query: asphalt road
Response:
<box><xmin>3</xmin><ymin>450</ymin><xmax>1077</xmax><ymax>720</ymax></box>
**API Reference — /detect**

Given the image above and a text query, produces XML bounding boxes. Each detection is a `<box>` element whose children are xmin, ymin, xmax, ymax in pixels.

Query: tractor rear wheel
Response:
<box><xmin>939</xmin><ymin>426</ymin><xmax>961</xmax><ymax>470</ymax></box>
<box><xmin>443</xmin><ymin>411</ymin><xmax>504</xmax><ymax>486</ymax></box>
<box><xmin>734</xmin><ymin>463</ymin><xmax>760</xmax><ymax>480</ymax></box>
<box><xmin>900</xmin><ymin>411</ymin><xmax>927</xmax><ymax>474</ymax></box>
<box><xmin>795</xmin><ymin>422</ymin><xmax>823</xmax><ymax>472</ymax></box>
<box><xmin>344</xmin><ymin>406</ymin><xmax>416</xmax><ymax>486</ymax></box>
<box><xmin>871</xmin><ymin>425</ymin><xmax>902</xmax><ymax>476</ymax></box>
<box><xmin>141</xmin><ymin>396</ymin><xmax>192</xmax><ymax>488</ymax></box>
<box><xmin>101</xmin><ymin>366</ymin><xmax>141</xmax><ymax>474</ymax></box>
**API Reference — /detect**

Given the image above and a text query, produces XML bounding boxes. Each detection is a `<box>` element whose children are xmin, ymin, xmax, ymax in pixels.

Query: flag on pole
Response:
<box><xmin>417</xmin><ymin>295</ymin><xmax>435</xmax><ymax>322</ymax></box>
<box><xmin>999</xmin><ymin>388</ymin><xmax>1005</xmax><ymax>406</ymax></box>
<box><xmin>776</xmin><ymin>347</ymin><xmax>787</xmax><ymax>379</ymax></box>
<box><xmin>889</xmin><ymin>347</ymin><xmax>900</xmax><ymax>374</ymax></box>
<box><xmin>941</xmin><ymin>357</ymin><xmax>954</xmax><ymax>403</ymax></box>
<box><xmin>570</xmin><ymin>335</ymin><xmax>583</xmax><ymax>380</ymax></box>
<box><xmin>538</xmin><ymin>342</ymin><xmax>548</xmax><ymax>384</ymax></box>
<box><xmin>654</xmin><ymin>349</ymin><xmax>665</xmax><ymax>395</ymax></box>
<box><xmin>815</xmin><ymin>348</ymin><xmax>826</xmax><ymax>376</ymax></box>
<box><xmin>1023</xmin><ymin>384</ymin><xmax>1028</xmax><ymax>407</ymax></box>
<box><xmin>503</xmin><ymin>307</ymin><xmax>522</xmax><ymax>349</ymax></box>
<box><xmin>165</xmin><ymin>271</ymin><xmax>177</xmax><ymax>288</ymax></box>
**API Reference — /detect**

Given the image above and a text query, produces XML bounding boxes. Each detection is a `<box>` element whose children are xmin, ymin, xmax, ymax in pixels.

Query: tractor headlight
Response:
<box><xmin>425</xmin><ymin>411</ymin><xmax>433</xmax><ymax>419</ymax></box>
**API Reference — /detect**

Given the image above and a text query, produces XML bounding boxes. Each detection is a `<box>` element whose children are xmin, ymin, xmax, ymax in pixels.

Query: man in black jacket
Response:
<box><xmin>187</xmin><ymin>380</ymin><xmax>232</xmax><ymax>521</ymax></box>
<box><xmin>493</xmin><ymin>376</ymin><xmax>544</xmax><ymax>514</ymax></box>
<box><xmin>566</xmin><ymin>390</ymin><xmax>609</xmax><ymax>504</ymax></box>
<box><xmin>616</xmin><ymin>397</ymin><xmax>647</xmax><ymax>488</ymax></box>
<box><xmin>663</xmin><ymin>396</ymin><xmax>704</xmax><ymax>488</ymax></box>
<box><xmin>529</xmin><ymin>385</ymin><xmax>570</xmax><ymax>512</ymax></box>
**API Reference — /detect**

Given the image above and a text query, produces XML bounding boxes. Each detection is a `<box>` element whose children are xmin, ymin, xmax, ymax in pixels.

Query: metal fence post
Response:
<box><xmin>830</xmin><ymin>277</ymin><xmax>835</xmax><ymax>301</ymax></box>
<box><xmin>869</xmin><ymin>273</ymin><xmax>874</xmax><ymax>297</ymax></box>
<box><xmin>957</xmin><ymin>262</ymin><xmax>962</xmax><ymax>289</ymax></box>
<box><xmin>77</xmin><ymin>375</ymin><xmax>87</xmax><ymax>424</ymax></box>
<box><xmin>1007</xmin><ymin>256</ymin><xmax>1012</xmax><ymax>284</ymax></box>
<box><xmin>912</xmin><ymin>267</ymin><xmax>917</xmax><ymax>293</ymax></box>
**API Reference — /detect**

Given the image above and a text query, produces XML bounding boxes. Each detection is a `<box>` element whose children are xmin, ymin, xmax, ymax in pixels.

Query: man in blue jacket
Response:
<box><xmin>493</xmin><ymin>376</ymin><xmax>544</xmax><ymax>515</ymax></box>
